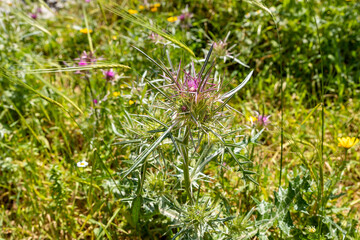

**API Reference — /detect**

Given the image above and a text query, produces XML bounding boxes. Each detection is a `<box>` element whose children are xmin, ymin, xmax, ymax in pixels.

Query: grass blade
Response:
<box><xmin>13</xmin><ymin>9</ymin><xmax>51</xmax><ymax>36</ymax></box>
<box><xmin>100</xmin><ymin>2</ymin><xmax>195</xmax><ymax>57</ymax></box>
<box><xmin>1</xmin><ymin>67</ymin><xmax>71</xmax><ymax>114</ymax></box>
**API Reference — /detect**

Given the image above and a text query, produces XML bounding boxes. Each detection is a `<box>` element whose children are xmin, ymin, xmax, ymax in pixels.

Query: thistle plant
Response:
<box><xmin>207</xmin><ymin>31</ymin><xmax>250</xmax><ymax>68</ymax></box>
<box><xmin>115</xmin><ymin>45</ymin><xmax>264</xmax><ymax>237</ymax></box>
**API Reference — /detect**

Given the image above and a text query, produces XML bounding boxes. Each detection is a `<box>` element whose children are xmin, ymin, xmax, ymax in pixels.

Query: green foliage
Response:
<box><xmin>0</xmin><ymin>0</ymin><xmax>359</xmax><ymax>239</ymax></box>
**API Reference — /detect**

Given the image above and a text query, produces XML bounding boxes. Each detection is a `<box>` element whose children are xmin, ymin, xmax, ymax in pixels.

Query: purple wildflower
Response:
<box><xmin>76</xmin><ymin>51</ymin><xmax>98</xmax><ymax>65</ymax></box>
<box><xmin>187</xmin><ymin>78</ymin><xmax>198</xmax><ymax>92</ymax></box>
<box><xmin>179</xmin><ymin>14</ymin><xmax>186</xmax><ymax>21</ymax></box>
<box><xmin>93</xmin><ymin>99</ymin><xmax>98</xmax><ymax>104</ymax></box>
<box><xmin>30</xmin><ymin>13</ymin><xmax>37</xmax><ymax>20</ymax></box>
<box><xmin>255</xmin><ymin>112</ymin><xmax>271</xmax><ymax>126</ymax></box>
<box><xmin>85</xmin><ymin>0</ymin><xmax>91</xmax><ymax>2</ymax></box>
<box><xmin>178</xmin><ymin>7</ymin><xmax>193</xmax><ymax>28</ymax></box>
<box><xmin>179</xmin><ymin>12</ymin><xmax>193</xmax><ymax>21</ymax></box>
<box><xmin>103</xmin><ymin>69</ymin><xmax>116</xmax><ymax>81</ymax></box>
<box><xmin>74</xmin><ymin>51</ymin><xmax>99</xmax><ymax>74</ymax></box>
<box><xmin>149</xmin><ymin>32</ymin><xmax>166</xmax><ymax>45</ymax></box>
<box><xmin>78</xmin><ymin>59</ymin><xmax>88</xmax><ymax>66</ymax></box>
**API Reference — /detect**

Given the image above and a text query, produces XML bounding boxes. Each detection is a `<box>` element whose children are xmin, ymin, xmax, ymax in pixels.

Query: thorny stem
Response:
<box><xmin>181</xmin><ymin>126</ymin><xmax>194</xmax><ymax>205</ymax></box>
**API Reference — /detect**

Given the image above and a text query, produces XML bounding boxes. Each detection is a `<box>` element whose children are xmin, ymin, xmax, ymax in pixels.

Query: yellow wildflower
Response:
<box><xmin>113</xmin><ymin>91</ymin><xmax>120</xmax><ymax>97</ymax></box>
<box><xmin>167</xmin><ymin>16</ymin><xmax>178</xmax><ymax>23</ymax></box>
<box><xmin>139</xmin><ymin>5</ymin><xmax>145</xmax><ymax>10</ymax></box>
<box><xmin>128</xmin><ymin>9</ymin><xmax>138</xmax><ymax>14</ymax></box>
<box><xmin>153</xmin><ymin>3</ymin><xmax>160</xmax><ymax>8</ymax></box>
<box><xmin>150</xmin><ymin>7</ymin><xmax>158</xmax><ymax>12</ymax></box>
<box><xmin>306</xmin><ymin>226</ymin><xmax>316</xmax><ymax>233</ymax></box>
<box><xmin>112</xmin><ymin>35</ymin><xmax>117</xmax><ymax>40</ymax></box>
<box><xmin>129</xmin><ymin>100</ymin><xmax>135</xmax><ymax>105</ymax></box>
<box><xmin>338</xmin><ymin>137</ymin><xmax>359</xmax><ymax>149</ymax></box>
<box><xmin>80</xmin><ymin>28</ymin><xmax>93</xmax><ymax>34</ymax></box>
<box><xmin>249</xmin><ymin>116</ymin><xmax>258</xmax><ymax>122</ymax></box>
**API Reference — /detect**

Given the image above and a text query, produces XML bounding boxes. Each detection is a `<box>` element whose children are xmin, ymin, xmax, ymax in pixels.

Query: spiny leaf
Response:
<box><xmin>133</xmin><ymin>46</ymin><xmax>175</xmax><ymax>82</ymax></box>
<box><xmin>216</xmin><ymin>70</ymin><xmax>253</xmax><ymax>111</ymax></box>
<box><xmin>121</xmin><ymin>121</ymin><xmax>178</xmax><ymax>179</ymax></box>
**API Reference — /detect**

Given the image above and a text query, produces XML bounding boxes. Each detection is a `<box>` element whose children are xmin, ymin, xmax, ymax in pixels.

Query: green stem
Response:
<box><xmin>83</xmin><ymin>5</ymin><xmax>93</xmax><ymax>53</ymax></box>
<box><xmin>181</xmin><ymin>127</ymin><xmax>194</xmax><ymax>205</ymax></box>
<box><xmin>322</xmin><ymin>149</ymin><xmax>347</xmax><ymax>208</ymax></box>
<box><xmin>85</xmin><ymin>75</ymin><xmax>99</xmax><ymax>124</ymax></box>
<box><xmin>137</xmin><ymin>160</ymin><xmax>147</xmax><ymax>196</ymax></box>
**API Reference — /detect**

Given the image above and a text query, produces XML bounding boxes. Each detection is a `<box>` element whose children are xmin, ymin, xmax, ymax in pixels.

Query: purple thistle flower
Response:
<box><xmin>78</xmin><ymin>59</ymin><xmax>88</xmax><ymax>66</ymax></box>
<box><xmin>103</xmin><ymin>69</ymin><xmax>116</xmax><ymax>81</ymax></box>
<box><xmin>255</xmin><ymin>112</ymin><xmax>271</xmax><ymax>126</ymax></box>
<box><xmin>76</xmin><ymin>51</ymin><xmax>98</xmax><ymax>65</ymax></box>
<box><xmin>186</xmin><ymin>78</ymin><xmax>199</xmax><ymax>92</ymax></box>
<box><xmin>181</xmin><ymin>105</ymin><xmax>188</xmax><ymax>112</ymax></box>
<box><xmin>74</xmin><ymin>51</ymin><xmax>100</xmax><ymax>74</ymax></box>
<box><xmin>30</xmin><ymin>13</ymin><xmax>37</xmax><ymax>20</ymax></box>
<box><xmin>93</xmin><ymin>99</ymin><xmax>98</xmax><ymax>104</ymax></box>
<box><xmin>179</xmin><ymin>12</ymin><xmax>193</xmax><ymax>21</ymax></box>
<box><xmin>179</xmin><ymin>14</ymin><xmax>186</xmax><ymax>21</ymax></box>
<box><xmin>178</xmin><ymin>7</ymin><xmax>193</xmax><ymax>28</ymax></box>
<box><xmin>149</xmin><ymin>32</ymin><xmax>166</xmax><ymax>45</ymax></box>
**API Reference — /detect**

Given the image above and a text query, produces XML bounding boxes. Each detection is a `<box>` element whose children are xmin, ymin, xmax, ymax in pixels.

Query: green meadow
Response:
<box><xmin>0</xmin><ymin>0</ymin><xmax>359</xmax><ymax>239</ymax></box>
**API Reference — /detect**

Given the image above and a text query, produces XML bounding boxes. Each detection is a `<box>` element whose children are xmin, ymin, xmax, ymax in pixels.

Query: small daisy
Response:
<box><xmin>77</xmin><ymin>161</ymin><xmax>88</xmax><ymax>168</ymax></box>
